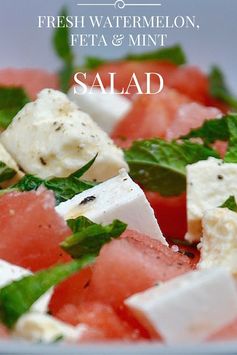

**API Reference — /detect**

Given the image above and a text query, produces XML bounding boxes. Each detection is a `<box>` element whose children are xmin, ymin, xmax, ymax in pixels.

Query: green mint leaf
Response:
<box><xmin>58</xmin><ymin>64</ymin><xmax>74</xmax><ymax>94</ymax></box>
<box><xmin>209</xmin><ymin>66</ymin><xmax>237</xmax><ymax>110</ymax></box>
<box><xmin>0</xmin><ymin>87</ymin><xmax>29</xmax><ymax>129</ymax></box>
<box><xmin>125</xmin><ymin>139</ymin><xmax>219</xmax><ymax>196</ymax></box>
<box><xmin>12</xmin><ymin>175</ymin><xmax>94</xmax><ymax>205</ymax></box>
<box><xmin>125</xmin><ymin>45</ymin><xmax>186</xmax><ymax>65</ymax></box>
<box><xmin>43</xmin><ymin>178</ymin><xmax>94</xmax><ymax>205</ymax></box>
<box><xmin>0</xmin><ymin>257</ymin><xmax>95</xmax><ymax>328</ymax></box>
<box><xmin>52</xmin><ymin>7</ymin><xmax>75</xmax><ymax>92</ymax></box>
<box><xmin>61</xmin><ymin>216</ymin><xmax>127</xmax><ymax>259</ymax></box>
<box><xmin>83</xmin><ymin>44</ymin><xmax>186</xmax><ymax>70</ymax></box>
<box><xmin>0</xmin><ymin>161</ymin><xmax>16</xmax><ymax>183</ymax></box>
<box><xmin>182</xmin><ymin>114</ymin><xmax>237</xmax><ymax>163</ymax></box>
<box><xmin>220</xmin><ymin>196</ymin><xmax>237</xmax><ymax>212</ymax></box>
<box><xmin>181</xmin><ymin>116</ymin><xmax>229</xmax><ymax>145</ymax></box>
<box><xmin>6</xmin><ymin>157</ymin><xmax>97</xmax><ymax>204</ymax></box>
<box><xmin>83</xmin><ymin>57</ymin><xmax>107</xmax><ymax>71</ymax></box>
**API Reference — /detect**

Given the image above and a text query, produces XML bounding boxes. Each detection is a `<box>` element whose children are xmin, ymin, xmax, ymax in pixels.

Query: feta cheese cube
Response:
<box><xmin>199</xmin><ymin>208</ymin><xmax>237</xmax><ymax>274</ymax></box>
<box><xmin>68</xmin><ymin>86</ymin><xmax>131</xmax><ymax>134</ymax></box>
<box><xmin>186</xmin><ymin>157</ymin><xmax>237</xmax><ymax>242</ymax></box>
<box><xmin>56</xmin><ymin>169</ymin><xmax>167</xmax><ymax>245</ymax></box>
<box><xmin>13</xmin><ymin>313</ymin><xmax>87</xmax><ymax>343</ymax></box>
<box><xmin>0</xmin><ymin>143</ymin><xmax>23</xmax><ymax>187</ymax></box>
<box><xmin>0</xmin><ymin>259</ymin><xmax>52</xmax><ymax>314</ymax></box>
<box><xmin>0</xmin><ymin>89</ymin><xmax>128</xmax><ymax>182</ymax></box>
<box><xmin>125</xmin><ymin>268</ymin><xmax>237</xmax><ymax>344</ymax></box>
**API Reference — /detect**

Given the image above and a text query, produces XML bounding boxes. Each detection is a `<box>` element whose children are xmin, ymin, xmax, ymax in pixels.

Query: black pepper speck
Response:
<box><xmin>79</xmin><ymin>196</ymin><xmax>96</xmax><ymax>205</ymax></box>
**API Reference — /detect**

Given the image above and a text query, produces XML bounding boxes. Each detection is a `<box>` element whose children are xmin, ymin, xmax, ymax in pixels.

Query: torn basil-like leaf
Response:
<box><xmin>0</xmin><ymin>256</ymin><xmax>95</xmax><ymax>328</ymax></box>
<box><xmin>125</xmin><ymin>138</ymin><xmax>219</xmax><ymax>196</ymax></box>
<box><xmin>1</xmin><ymin>156</ymin><xmax>97</xmax><ymax>204</ymax></box>
<box><xmin>61</xmin><ymin>216</ymin><xmax>127</xmax><ymax>259</ymax></box>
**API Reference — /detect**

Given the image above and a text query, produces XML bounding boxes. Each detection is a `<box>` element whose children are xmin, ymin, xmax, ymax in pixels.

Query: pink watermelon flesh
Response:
<box><xmin>0</xmin><ymin>189</ymin><xmax>71</xmax><ymax>271</ymax></box>
<box><xmin>166</xmin><ymin>102</ymin><xmax>222</xmax><ymax>140</ymax></box>
<box><xmin>0</xmin><ymin>68</ymin><xmax>59</xmax><ymax>99</ymax></box>
<box><xmin>87</xmin><ymin>230</ymin><xmax>192</xmax><ymax>309</ymax></box>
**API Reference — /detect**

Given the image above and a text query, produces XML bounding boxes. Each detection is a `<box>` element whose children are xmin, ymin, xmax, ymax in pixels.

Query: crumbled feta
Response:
<box><xmin>0</xmin><ymin>142</ymin><xmax>23</xmax><ymax>187</ymax></box>
<box><xmin>56</xmin><ymin>169</ymin><xmax>167</xmax><ymax>245</ymax></box>
<box><xmin>13</xmin><ymin>313</ymin><xmax>87</xmax><ymax>343</ymax></box>
<box><xmin>68</xmin><ymin>86</ymin><xmax>131</xmax><ymax>134</ymax></box>
<box><xmin>125</xmin><ymin>268</ymin><xmax>237</xmax><ymax>344</ymax></box>
<box><xmin>0</xmin><ymin>259</ymin><xmax>52</xmax><ymax>313</ymax></box>
<box><xmin>0</xmin><ymin>89</ymin><xmax>128</xmax><ymax>182</ymax></box>
<box><xmin>186</xmin><ymin>157</ymin><xmax>237</xmax><ymax>242</ymax></box>
<box><xmin>198</xmin><ymin>208</ymin><xmax>237</xmax><ymax>274</ymax></box>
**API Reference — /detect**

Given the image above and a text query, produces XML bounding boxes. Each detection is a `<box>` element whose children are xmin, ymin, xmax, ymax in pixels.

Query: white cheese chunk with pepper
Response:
<box><xmin>0</xmin><ymin>259</ymin><xmax>52</xmax><ymax>313</ymax></box>
<box><xmin>0</xmin><ymin>143</ymin><xmax>23</xmax><ymax>187</ymax></box>
<box><xmin>56</xmin><ymin>169</ymin><xmax>166</xmax><ymax>245</ymax></box>
<box><xmin>13</xmin><ymin>313</ymin><xmax>87</xmax><ymax>343</ymax></box>
<box><xmin>125</xmin><ymin>268</ymin><xmax>237</xmax><ymax>344</ymax></box>
<box><xmin>0</xmin><ymin>89</ymin><xmax>128</xmax><ymax>182</ymax></box>
<box><xmin>185</xmin><ymin>157</ymin><xmax>237</xmax><ymax>242</ymax></box>
<box><xmin>68</xmin><ymin>86</ymin><xmax>132</xmax><ymax>134</ymax></box>
<box><xmin>198</xmin><ymin>207</ymin><xmax>237</xmax><ymax>274</ymax></box>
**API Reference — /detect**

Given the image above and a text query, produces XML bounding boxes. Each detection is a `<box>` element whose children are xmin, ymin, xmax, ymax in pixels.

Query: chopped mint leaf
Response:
<box><xmin>2</xmin><ymin>156</ymin><xmax>97</xmax><ymax>204</ymax></box>
<box><xmin>220</xmin><ymin>196</ymin><xmax>237</xmax><ymax>212</ymax></box>
<box><xmin>182</xmin><ymin>114</ymin><xmax>237</xmax><ymax>163</ymax></box>
<box><xmin>0</xmin><ymin>87</ymin><xmax>29</xmax><ymax>129</ymax></box>
<box><xmin>0</xmin><ymin>257</ymin><xmax>95</xmax><ymax>328</ymax></box>
<box><xmin>0</xmin><ymin>161</ymin><xmax>16</xmax><ymax>184</ymax></box>
<box><xmin>83</xmin><ymin>44</ymin><xmax>186</xmax><ymax>70</ymax></box>
<box><xmin>61</xmin><ymin>216</ymin><xmax>127</xmax><ymax>259</ymax></box>
<box><xmin>181</xmin><ymin>116</ymin><xmax>229</xmax><ymax>145</ymax></box>
<box><xmin>13</xmin><ymin>174</ymin><xmax>94</xmax><ymax>205</ymax></box>
<box><xmin>83</xmin><ymin>57</ymin><xmax>107</xmax><ymax>70</ymax></box>
<box><xmin>125</xmin><ymin>139</ymin><xmax>219</xmax><ymax>196</ymax></box>
<box><xmin>125</xmin><ymin>45</ymin><xmax>186</xmax><ymax>65</ymax></box>
<box><xmin>209</xmin><ymin>66</ymin><xmax>237</xmax><ymax>110</ymax></box>
<box><xmin>53</xmin><ymin>7</ymin><xmax>75</xmax><ymax>92</ymax></box>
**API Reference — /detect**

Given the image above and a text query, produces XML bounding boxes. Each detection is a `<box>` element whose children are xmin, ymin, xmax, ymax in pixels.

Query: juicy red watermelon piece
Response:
<box><xmin>0</xmin><ymin>190</ymin><xmax>71</xmax><ymax>271</ymax></box>
<box><xmin>166</xmin><ymin>102</ymin><xmax>222</xmax><ymax>140</ymax></box>
<box><xmin>85</xmin><ymin>60</ymin><xmax>177</xmax><ymax>98</ymax></box>
<box><xmin>112</xmin><ymin>88</ymin><xmax>190</xmax><ymax>147</ymax></box>
<box><xmin>56</xmin><ymin>302</ymin><xmax>143</xmax><ymax>341</ymax></box>
<box><xmin>165</xmin><ymin>66</ymin><xmax>209</xmax><ymax>104</ymax></box>
<box><xmin>88</xmin><ymin>230</ymin><xmax>192</xmax><ymax>308</ymax></box>
<box><xmin>145</xmin><ymin>191</ymin><xmax>187</xmax><ymax>239</ymax></box>
<box><xmin>0</xmin><ymin>69</ymin><xmax>59</xmax><ymax>100</ymax></box>
<box><xmin>49</xmin><ymin>267</ymin><xmax>93</xmax><ymax>315</ymax></box>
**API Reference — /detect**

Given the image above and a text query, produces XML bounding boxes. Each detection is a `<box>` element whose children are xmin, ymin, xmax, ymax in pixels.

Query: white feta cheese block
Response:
<box><xmin>0</xmin><ymin>89</ymin><xmax>128</xmax><ymax>182</ymax></box>
<box><xmin>125</xmin><ymin>268</ymin><xmax>237</xmax><ymax>344</ymax></box>
<box><xmin>56</xmin><ymin>169</ymin><xmax>167</xmax><ymax>245</ymax></box>
<box><xmin>13</xmin><ymin>313</ymin><xmax>87</xmax><ymax>343</ymax></box>
<box><xmin>68</xmin><ymin>86</ymin><xmax>132</xmax><ymax>134</ymax></box>
<box><xmin>0</xmin><ymin>259</ymin><xmax>52</xmax><ymax>313</ymax></box>
<box><xmin>0</xmin><ymin>142</ymin><xmax>23</xmax><ymax>187</ymax></box>
<box><xmin>186</xmin><ymin>157</ymin><xmax>237</xmax><ymax>242</ymax></box>
<box><xmin>199</xmin><ymin>207</ymin><xmax>237</xmax><ymax>274</ymax></box>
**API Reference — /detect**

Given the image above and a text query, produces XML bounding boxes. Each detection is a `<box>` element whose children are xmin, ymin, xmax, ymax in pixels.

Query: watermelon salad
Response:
<box><xmin>1</xmin><ymin>10</ymin><xmax>237</xmax><ymax>347</ymax></box>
